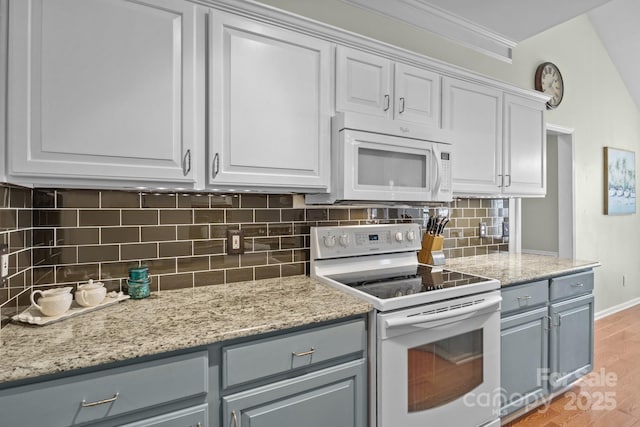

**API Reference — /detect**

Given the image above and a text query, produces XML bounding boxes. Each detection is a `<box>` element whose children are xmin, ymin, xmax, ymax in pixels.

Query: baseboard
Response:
<box><xmin>595</xmin><ymin>297</ymin><xmax>640</xmax><ymax>320</ymax></box>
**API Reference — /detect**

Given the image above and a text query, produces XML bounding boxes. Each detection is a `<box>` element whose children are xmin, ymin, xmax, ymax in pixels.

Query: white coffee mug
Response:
<box><xmin>75</xmin><ymin>280</ymin><xmax>106</xmax><ymax>307</ymax></box>
<box><xmin>31</xmin><ymin>287</ymin><xmax>73</xmax><ymax>317</ymax></box>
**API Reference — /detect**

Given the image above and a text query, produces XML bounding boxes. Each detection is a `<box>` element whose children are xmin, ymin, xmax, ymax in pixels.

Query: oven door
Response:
<box><xmin>340</xmin><ymin>129</ymin><xmax>450</xmax><ymax>202</ymax></box>
<box><xmin>377</xmin><ymin>292</ymin><xmax>501</xmax><ymax>427</ymax></box>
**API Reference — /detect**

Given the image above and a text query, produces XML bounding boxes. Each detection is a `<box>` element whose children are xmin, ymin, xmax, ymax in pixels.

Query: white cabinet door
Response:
<box><xmin>336</xmin><ymin>46</ymin><xmax>392</xmax><ymax>119</ymax></box>
<box><xmin>394</xmin><ymin>63</ymin><xmax>440</xmax><ymax>128</ymax></box>
<box><xmin>209</xmin><ymin>11</ymin><xmax>331</xmax><ymax>190</ymax></box>
<box><xmin>442</xmin><ymin>77</ymin><xmax>502</xmax><ymax>195</ymax></box>
<box><xmin>7</xmin><ymin>0</ymin><xmax>202</xmax><ymax>187</ymax></box>
<box><xmin>503</xmin><ymin>94</ymin><xmax>546</xmax><ymax>196</ymax></box>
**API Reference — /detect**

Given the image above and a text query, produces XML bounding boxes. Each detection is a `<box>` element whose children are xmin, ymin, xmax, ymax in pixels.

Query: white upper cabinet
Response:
<box><xmin>503</xmin><ymin>94</ymin><xmax>546</xmax><ymax>196</ymax></box>
<box><xmin>393</xmin><ymin>63</ymin><xmax>441</xmax><ymax>128</ymax></box>
<box><xmin>443</xmin><ymin>77</ymin><xmax>503</xmax><ymax>195</ymax></box>
<box><xmin>444</xmin><ymin>77</ymin><xmax>546</xmax><ymax>197</ymax></box>
<box><xmin>208</xmin><ymin>11</ymin><xmax>331</xmax><ymax>190</ymax></box>
<box><xmin>7</xmin><ymin>0</ymin><xmax>203</xmax><ymax>188</ymax></box>
<box><xmin>336</xmin><ymin>47</ymin><xmax>392</xmax><ymax>119</ymax></box>
<box><xmin>336</xmin><ymin>46</ymin><xmax>440</xmax><ymax>128</ymax></box>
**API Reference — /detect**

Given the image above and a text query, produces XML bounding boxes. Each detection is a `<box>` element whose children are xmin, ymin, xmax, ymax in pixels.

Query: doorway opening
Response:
<box><xmin>519</xmin><ymin>124</ymin><xmax>575</xmax><ymax>258</ymax></box>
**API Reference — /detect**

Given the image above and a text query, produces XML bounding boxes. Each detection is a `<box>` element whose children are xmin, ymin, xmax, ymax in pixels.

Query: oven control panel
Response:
<box><xmin>311</xmin><ymin>223</ymin><xmax>422</xmax><ymax>259</ymax></box>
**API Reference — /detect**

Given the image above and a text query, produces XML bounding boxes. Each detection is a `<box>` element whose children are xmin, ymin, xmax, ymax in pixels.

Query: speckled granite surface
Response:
<box><xmin>0</xmin><ymin>276</ymin><xmax>371</xmax><ymax>385</ymax></box>
<box><xmin>446</xmin><ymin>253</ymin><xmax>600</xmax><ymax>286</ymax></box>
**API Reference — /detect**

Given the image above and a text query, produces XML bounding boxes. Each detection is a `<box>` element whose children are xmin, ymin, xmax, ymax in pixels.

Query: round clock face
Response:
<box><xmin>535</xmin><ymin>62</ymin><xmax>564</xmax><ymax>109</ymax></box>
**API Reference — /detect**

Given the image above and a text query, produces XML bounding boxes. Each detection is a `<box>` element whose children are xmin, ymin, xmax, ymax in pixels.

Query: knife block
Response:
<box><xmin>417</xmin><ymin>233</ymin><xmax>446</xmax><ymax>266</ymax></box>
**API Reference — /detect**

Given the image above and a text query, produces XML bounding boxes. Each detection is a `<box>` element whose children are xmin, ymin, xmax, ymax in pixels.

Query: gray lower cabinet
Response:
<box><xmin>121</xmin><ymin>404</ymin><xmax>208</xmax><ymax>427</ymax></box>
<box><xmin>500</xmin><ymin>270</ymin><xmax>595</xmax><ymax>418</ymax></box>
<box><xmin>549</xmin><ymin>293</ymin><xmax>595</xmax><ymax>391</ymax></box>
<box><xmin>500</xmin><ymin>306</ymin><xmax>548</xmax><ymax>416</ymax></box>
<box><xmin>222</xmin><ymin>360</ymin><xmax>366</xmax><ymax>427</ymax></box>
<box><xmin>220</xmin><ymin>318</ymin><xmax>367</xmax><ymax>427</ymax></box>
<box><xmin>0</xmin><ymin>351</ymin><xmax>209</xmax><ymax>427</ymax></box>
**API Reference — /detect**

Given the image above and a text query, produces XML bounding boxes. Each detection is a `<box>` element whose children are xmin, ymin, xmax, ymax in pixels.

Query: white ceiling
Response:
<box><xmin>345</xmin><ymin>0</ymin><xmax>640</xmax><ymax>108</ymax></box>
<box><xmin>423</xmin><ymin>0</ymin><xmax>612</xmax><ymax>42</ymax></box>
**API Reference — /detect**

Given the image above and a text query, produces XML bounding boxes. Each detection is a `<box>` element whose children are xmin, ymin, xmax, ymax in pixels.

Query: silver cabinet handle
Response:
<box><xmin>383</xmin><ymin>94</ymin><xmax>390</xmax><ymax>111</ymax></box>
<box><xmin>212</xmin><ymin>153</ymin><xmax>220</xmax><ymax>179</ymax></box>
<box><xmin>231</xmin><ymin>410</ymin><xmax>238</xmax><ymax>427</ymax></box>
<box><xmin>544</xmin><ymin>315</ymin><xmax>551</xmax><ymax>331</ymax></box>
<box><xmin>292</xmin><ymin>347</ymin><xmax>315</xmax><ymax>357</ymax></box>
<box><xmin>81</xmin><ymin>392</ymin><xmax>119</xmax><ymax>408</ymax></box>
<box><xmin>497</xmin><ymin>174</ymin><xmax>503</xmax><ymax>187</ymax></box>
<box><xmin>399</xmin><ymin>97</ymin><xmax>405</xmax><ymax>113</ymax></box>
<box><xmin>517</xmin><ymin>295</ymin><xmax>531</xmax><ymax>305</ymax></box>
<box><xmin>182</xmin><ymin>149</ymin><xmax>192</xmax><ymax>176</ymax></box>
<box><xmin>505</xmin><ymin>174</ymin><xmax>512</xmax><ymax>187</ymax></box>
<box><xmin>571</xmin><ymin>283</ymin><xmax>584</xmax><ymax>287</ymax></box>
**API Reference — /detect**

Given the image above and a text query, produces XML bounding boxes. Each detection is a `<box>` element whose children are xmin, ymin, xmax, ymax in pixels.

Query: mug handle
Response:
<box><xmin>30</xmin><ymin>290</ymin><xmax>44</xmax><ymax>312</ymax></box>
<box><xmin>76</xmin><ymin>289</ymin><xmax>87</xmax><ymax>306</ymax></box>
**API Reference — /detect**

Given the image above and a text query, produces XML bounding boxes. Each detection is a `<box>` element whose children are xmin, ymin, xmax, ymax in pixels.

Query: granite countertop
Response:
<box><xmin>0</xmin><ymin>276</ymin><xmax>371</xmax><ymax>385</ymax></box>
<box><xmin>446</xmin><ymin>253</ymin><xmax>601</xmax><ymax>286</ymax></box>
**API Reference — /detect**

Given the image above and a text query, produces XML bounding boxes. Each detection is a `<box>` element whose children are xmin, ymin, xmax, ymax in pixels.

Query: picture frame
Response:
<box><xmin>604</xmin><ymin>147</ymin><xmax>636</xmax><ymax>215</ymax></box>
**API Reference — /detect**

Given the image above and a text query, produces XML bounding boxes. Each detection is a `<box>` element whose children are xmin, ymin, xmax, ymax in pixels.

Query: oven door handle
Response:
<box><xmin>384</xmin><ymin>295</ymin><xmax>502</xmax><ymax>329</ymax></box>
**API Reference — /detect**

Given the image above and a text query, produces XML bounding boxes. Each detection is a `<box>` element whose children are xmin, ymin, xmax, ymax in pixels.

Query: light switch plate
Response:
<box><xmin>227</xmin><ymin>230</ymin><xmax>245</xmax><ymax>255</ymax></box>
<box><xmin>479</xmin><ymin>222</ymin><xmax>487</xmax><ymax>238</ymax></box>
<box><xmin>502</xmin><ymin>222</ymin><xmax>510</xmax><ymax>238</ymax></box>
<box><xmin>1</xmin><ymin>244</ymin><xmax>9</xmax><ymax>282</ymax></box>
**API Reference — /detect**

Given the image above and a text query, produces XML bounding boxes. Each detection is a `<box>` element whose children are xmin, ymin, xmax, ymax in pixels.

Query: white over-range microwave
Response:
<box><xmin>306</xmin><ymin>112</ymin><xmax>453</xmax><ymax>204</ymax></box>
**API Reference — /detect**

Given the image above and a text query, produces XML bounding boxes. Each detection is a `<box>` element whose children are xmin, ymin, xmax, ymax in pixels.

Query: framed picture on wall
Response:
<box><xmin>604</xmin><ymin>147</ymin><xmax>636</xmax><ymax>215</ymax></box>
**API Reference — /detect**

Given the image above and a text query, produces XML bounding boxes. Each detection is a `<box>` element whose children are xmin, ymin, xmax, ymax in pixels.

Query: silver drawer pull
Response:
<box><xmin>571</xmin><ymin>283</ymin><xmax>584</xmax><ymax>287</ymax></box>
<box><xmin>231</xmin><ymin>410</ymin><xmax>238</xmax><ymax>427</ymax></box>
<box><xmin>292</xmin><ymin>347</ymin><xmax>315</xmax><ymax>357</ymax></box>
<box><xmin>81</xmin><ymin>393</ymin><xmax>119</xmax><ymax>408</ymax></box>
<box><xmin>517</xmin><ymin>295</ymin><xmax>532</xmax><ymax>300</ymax></box>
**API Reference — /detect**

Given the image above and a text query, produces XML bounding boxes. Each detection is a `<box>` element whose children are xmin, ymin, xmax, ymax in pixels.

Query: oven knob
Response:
<box><xmin>323</xmin><ymin>235</ymin><xmax>336</xmax><ymax>248</ymax></box>
<box><xmin>339</xmin><ymin>234</ymin><xmax>350</xmax><ymax>247</ymax></box>
<box><xmin>394</xmin><ymin>231</ymin><xmax>404</xmax><ymax>242</ymax></box>
<box><xmin>406</xmin><ymin>230</ymin><xmax>416</xmax><ymax>241</ymax></box>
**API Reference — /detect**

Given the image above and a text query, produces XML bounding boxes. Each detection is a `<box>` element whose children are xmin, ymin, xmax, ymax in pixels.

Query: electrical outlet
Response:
<box><xmin>1</xmin><ymin>244</ymin><xmax>9</xmax><ymax>280</ymax></box>
<box><xmin>479</xmin><ymin>222</ymin><xmax>487</xmax><ymax>238</ymax></box>
<box><xmin>502</xmin><ymin>222</ymin><xmax>510</xmax><ymax>238</ymax></box>
<box><xmin>227</xmin><ymin>230</ymin><xmax>245</xmax><ymax>255</ymax></box>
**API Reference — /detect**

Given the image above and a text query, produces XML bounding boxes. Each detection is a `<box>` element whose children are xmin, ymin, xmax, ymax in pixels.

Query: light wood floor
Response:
<box><xmin>505</xmin><ymin>304</ymin><xmax>640</xmax><ymax>427</ymax></box>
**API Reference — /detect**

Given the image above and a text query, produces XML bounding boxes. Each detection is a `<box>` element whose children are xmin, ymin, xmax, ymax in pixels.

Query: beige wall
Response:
<box><xmin>257</xmin><ymin>0</ymin><xmax>640</xmax><ymax>313</ymax></box>
<box><xmin>522</xmin><ymin>135</ymin><xmax>559</xmax><ymax>254</ymax></box>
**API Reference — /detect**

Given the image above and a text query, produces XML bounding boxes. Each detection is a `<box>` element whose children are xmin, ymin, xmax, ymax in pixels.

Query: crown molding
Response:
<box><xmin>343</xmin><ymin>0</ymin><xmax>517</xmax><ymax>62</ymax></box>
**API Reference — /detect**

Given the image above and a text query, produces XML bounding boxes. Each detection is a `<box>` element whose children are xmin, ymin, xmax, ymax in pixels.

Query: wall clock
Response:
<box><xmin>534</xmin><ymin>62</ymin><xmax>564</xmax><ymax>109</ymax></box>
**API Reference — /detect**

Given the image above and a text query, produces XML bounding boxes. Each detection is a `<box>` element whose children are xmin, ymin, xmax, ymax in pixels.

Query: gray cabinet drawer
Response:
<box><xmin>501</xmin><ymin>280</ymin><xmax>548</xmax><ymax>315</ymax></box>
<box><xmin>122</xmin><ymin>403</ymin><xmax>208</xmax><ymax>427</ymax></box>
<box><xmin>0</xmin><ymin>351</ymin><xmax>208</xmax><ymax>427</ymax></box>
<box><xmin>223</xmin><ymin>319</ymin><xmax>365</xmax><ymax>388</ymax></box>
<box><xmin>222</xmin><ymin>359</ymin><xmax>366</xmax><ymax>427</ymax></box>
<box><xmin>550</xmin><ymin>271</ymin><xmax>594</xmax><ymax>302</ymax></box>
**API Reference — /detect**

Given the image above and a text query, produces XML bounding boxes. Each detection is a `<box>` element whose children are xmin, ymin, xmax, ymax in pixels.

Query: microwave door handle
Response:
<box><xmin>383</xmin><ymin>295</ymin><xmax>502</xmax><ymax>329</ymax></box>
<box><xmin>431</xmin><ymin>144</ymin><xmax>442</xmax><ymax>195</ymax></box>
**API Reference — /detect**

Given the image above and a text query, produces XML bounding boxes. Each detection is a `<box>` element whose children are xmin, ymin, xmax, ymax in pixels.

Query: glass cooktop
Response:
<box><xmin>326</xmin><ymin>265</ymin><xmax>488</xmax><ymax>300</ymax></box>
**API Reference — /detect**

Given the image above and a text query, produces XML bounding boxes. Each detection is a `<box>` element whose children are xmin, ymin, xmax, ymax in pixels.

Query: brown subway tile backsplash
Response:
<box><xmin>79</xmin><ymin>210</ymin><xmax>120</xmax><ymax>227</ymax></box>
<box><xmin>56</xmin><ymin>190</ymin><xmax>100</xmax><ymax>208</ymax></box>
<box><xmin>102</xmin><ymin>227</ymin><xmax>140</xmax><ymax>244</ymax></box>
<box><xmin>160</xmin><ymin>210</ymin><xmax>193</xmax><ymax>225</ymax></box>
<box><xmin>159</xmin><ymin>241</ymin><xmax>193</xmax><ymax>257</ymax></box>
<box><xmin>0</xmin><ymin>184</ymin><xmax>509</xmax><ymax>329</ymax></box>
<box><xmin>122</xmin><ymin>210</ymin><xmax>158</xmax><ymax>226</ymax></box>
<box><xmin>142</xmin><ymin>193</ymin><xmax>176</xmax><ymax>208</ymax></box>
<box><xmin>101</xmin><ymin>191</ymin><xmax>140</xmax><ymax>208</ymax></box>
<box><xmin>121</xmin><ymin>243</ymin><xmax>158</xmax><ymax>261</ymax></box>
